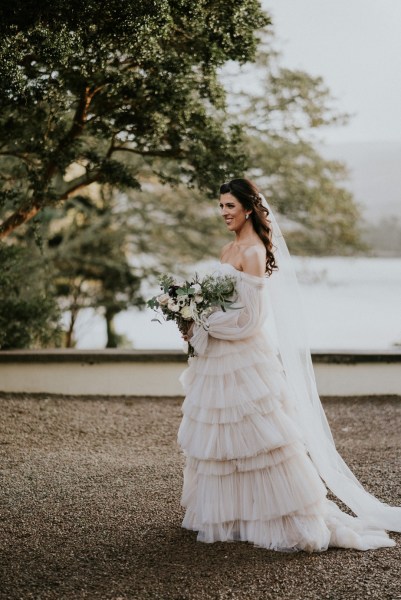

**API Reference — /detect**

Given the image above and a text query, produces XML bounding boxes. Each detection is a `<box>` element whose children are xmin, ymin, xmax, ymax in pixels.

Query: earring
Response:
<box><xmin>245</xmin><ymin>214</ymin><xmax>249</xmax><ymax>220</ymax></box>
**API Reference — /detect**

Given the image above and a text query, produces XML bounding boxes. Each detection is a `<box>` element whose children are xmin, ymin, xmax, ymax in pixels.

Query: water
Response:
<box><xmin>72</xmin><ymin>257</ymin><xmax>401</xmax><ymax>351</ymax></box>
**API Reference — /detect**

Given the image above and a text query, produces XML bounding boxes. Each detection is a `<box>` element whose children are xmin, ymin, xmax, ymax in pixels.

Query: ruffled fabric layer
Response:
<box><xmin>178</xmin><ymin>318</ymin><xmax>395</xmax><ymax>552</ymax></box>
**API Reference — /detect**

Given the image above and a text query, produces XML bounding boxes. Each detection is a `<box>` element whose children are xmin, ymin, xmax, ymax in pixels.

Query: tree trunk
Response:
<box><xmin>65</xmin><ymin>307</ymin><xmax>78</xmax><ymax>348</ymax></box>
<box><xmin>105</xmin><ymin>308</ymin><xmax>119</xmax><ymax>348</ymax></box>
<box><xmin>0</xmin><ymin>86</ymin><xmax>98</xmax><ymax>239</ymax></box>
<box><xmin>0</xmin><ymin>172</ymin><xmax>99</xmax><ymax>239</ymax></box>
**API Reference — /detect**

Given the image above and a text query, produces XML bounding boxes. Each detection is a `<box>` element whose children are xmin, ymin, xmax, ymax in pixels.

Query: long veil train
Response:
<box><xmin>261</xmin><ymin>194</ymin><xmax>401</xmax><ymax>532</ymax></box>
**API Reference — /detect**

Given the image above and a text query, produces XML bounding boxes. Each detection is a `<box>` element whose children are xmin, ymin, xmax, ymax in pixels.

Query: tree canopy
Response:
<box><xmin>0</xmin><ymin>0</ymin><xmax>269</xmax><ymax>237</ymax></box>
<box><xmin>222</xmin><ymin>46</ymin><xmax>366</xmax><ymax>255</ymax></box>
<box><xmin>0</xmin><ymin>2</ymin><xmax>371</xmax><ymax>348</ymax></box>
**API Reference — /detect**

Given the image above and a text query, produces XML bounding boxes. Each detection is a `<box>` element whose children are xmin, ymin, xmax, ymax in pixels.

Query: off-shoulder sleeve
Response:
<box><xmin>191</xmin><ymin>272</ymin><xmax>267</xmax><ymax>356</ymax></box>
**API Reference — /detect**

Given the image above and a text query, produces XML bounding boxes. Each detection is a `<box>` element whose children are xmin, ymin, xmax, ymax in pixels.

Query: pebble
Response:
<box><xmin>0</xmin><ymin>393</ymin><xmax>400</xmax><ymax>599</ymax></box>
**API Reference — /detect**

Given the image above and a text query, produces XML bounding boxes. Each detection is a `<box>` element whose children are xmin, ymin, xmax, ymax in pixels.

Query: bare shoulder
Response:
<box><xmin>241</xmin><ymin>244</ymin><xmax>266</xmax><ymax>277</ymax></box>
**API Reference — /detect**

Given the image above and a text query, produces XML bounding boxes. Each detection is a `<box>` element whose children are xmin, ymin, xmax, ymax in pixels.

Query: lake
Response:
<box><xmin>71</xmin><ymin>257</ymin><xmax>401</xmax><ymax>351</ymax></box>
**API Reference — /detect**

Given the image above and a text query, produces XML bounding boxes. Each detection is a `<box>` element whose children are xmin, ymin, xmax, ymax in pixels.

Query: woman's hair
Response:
<box><xmin>219</xmin><ymin>178</ymin><xmax>278</xmax><ymax>276</ymax></box>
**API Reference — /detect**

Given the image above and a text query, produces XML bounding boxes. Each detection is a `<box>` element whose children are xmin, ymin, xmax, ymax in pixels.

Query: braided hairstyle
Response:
<box><xmin>219</xmin><ymin>178</ymin><xmax>278</xmax><ymax>276</ymax></box>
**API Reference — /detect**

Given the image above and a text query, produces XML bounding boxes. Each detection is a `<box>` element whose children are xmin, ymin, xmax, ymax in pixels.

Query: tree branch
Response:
<box><xmin>0</xmin><ymin>201</ymin><xmax>43</xmax><ymax>239</ymax></box>
<box><xmin>0</xmin><ymin>173</ymin><xmax>100</xmax><ymax>239</ymax></box>
<box><xmin>58</xmin><ymin>173</ymin><xmax>100</xmax><ymax>200</ymax></box>
<box><xmin>43</xmin><ymin>85</ymin><xmax>103</xmax><ymax>183</ymax></box>
<box><xmin>0</xmin><ymin>87</ymin><xmax>102</xmax><ymax>238</ymax></box>
<box><xmin>0</xmin><ymin>151</ymin><xmax>36</xmax><ymax>166</ymax></box>
<box><xmin>0</xmin><ymin>171</ymin><xmax>15</xmax><ymax>181</ymax></box>
<box><xmin>111</xmin><ymin>146</ymin><xmax>185</xmax><ymax>159</ymax></box>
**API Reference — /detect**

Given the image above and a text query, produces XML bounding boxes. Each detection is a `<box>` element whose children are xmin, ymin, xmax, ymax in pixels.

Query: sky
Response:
<box><xmin>262</xmin><ymin>0</ymin><xmax>401</xmax><ymax>144</ymax></box>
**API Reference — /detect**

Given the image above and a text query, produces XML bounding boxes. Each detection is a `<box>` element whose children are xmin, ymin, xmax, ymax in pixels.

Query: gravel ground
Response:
<box><xmin>0</xmin><ymin>393</ymin><xmax>400</xmax><ymax>600</ymax></box>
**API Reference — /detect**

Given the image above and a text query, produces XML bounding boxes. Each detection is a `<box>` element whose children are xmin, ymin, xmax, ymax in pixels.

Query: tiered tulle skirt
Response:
<box><xmin>178</xmin><ymin>332</ymin><xmax>395</xmax><ymax>552</ymax></box>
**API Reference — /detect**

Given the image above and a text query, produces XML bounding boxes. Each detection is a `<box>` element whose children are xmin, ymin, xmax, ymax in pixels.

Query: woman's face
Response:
<box><xmin>219</xmin><ymin>193</ymin><xmax>249</xmax><ymax>232</ymax></box>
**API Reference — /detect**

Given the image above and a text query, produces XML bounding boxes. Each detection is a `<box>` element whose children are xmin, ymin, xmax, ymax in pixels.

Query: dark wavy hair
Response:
<box><xmin>219</xmin><ymin>178</ymin><xmax>278</xmax><ymax>276</ymax></box>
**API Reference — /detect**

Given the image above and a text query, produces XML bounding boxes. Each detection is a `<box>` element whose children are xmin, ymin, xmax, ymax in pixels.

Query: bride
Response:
<box><xmin>177</xmin><ymin>177</ymin><xmax>401</xmax><ymax>552</ymax></box>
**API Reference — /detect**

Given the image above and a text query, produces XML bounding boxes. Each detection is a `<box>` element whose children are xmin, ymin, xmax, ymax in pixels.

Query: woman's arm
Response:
<box><xmin>190</xmin><ymin>274</ymin><xmax>266</xmax><ymax>355</ymax></box>
<box><xmin>241</xmin><ymin>245</ymin><xmax>266</xmax><ymax>277</ymax></box>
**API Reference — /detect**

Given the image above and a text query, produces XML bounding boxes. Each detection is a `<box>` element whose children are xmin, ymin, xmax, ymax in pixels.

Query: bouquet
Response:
<box><xmin>147</xmin><ymin>272</ymin><xmax>240</xmax><ymax>357</ymax></box>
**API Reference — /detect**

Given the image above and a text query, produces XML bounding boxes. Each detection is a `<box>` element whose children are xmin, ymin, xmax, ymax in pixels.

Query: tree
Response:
<box><xmin>42</xmin><ymin>179</ymin><xmax>229</xmax><ymax>347</ymax></box>
<box><xmin>40</xmin><ymin>188</ymin><xmax>144</xmax><ymax>347</ymax></box>
<box><xmin>0</xmin><ymin>0</ymin><xmax>269</xmax><ymax>238</ymax></box>
<box><xmin>0</xmin><ymin>242</ymin><xmax>61</xmax><ymax>349</ymax></box>
<box><xmin>225</xmin><ymin>44</ymin><xmax>367</xmax><ymax>254</ymax></box>
<box><xmin>0</xmin><ymin>6</ymin><xmax>370</xmax><ymax>348</ymax></box>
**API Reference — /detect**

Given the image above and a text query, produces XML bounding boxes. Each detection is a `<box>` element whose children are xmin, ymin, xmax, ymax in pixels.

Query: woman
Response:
<box><xmin>178</xmin><ymin>178</ymin><xmax>401</xmax><ymax>552</ymax></box>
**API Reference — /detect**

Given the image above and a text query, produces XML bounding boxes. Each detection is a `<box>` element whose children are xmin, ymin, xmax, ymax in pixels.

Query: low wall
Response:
<box><xmin>0</xmin><ymin>349</ymin><xmax>400</xmax><ymax>397</ymax></box>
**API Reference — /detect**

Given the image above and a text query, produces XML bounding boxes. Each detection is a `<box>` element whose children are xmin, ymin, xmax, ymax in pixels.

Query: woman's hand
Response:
<box><xmin>182</xmin><ymin>322</ymin><xmax>195</xmax><ymax>342</ymax></box>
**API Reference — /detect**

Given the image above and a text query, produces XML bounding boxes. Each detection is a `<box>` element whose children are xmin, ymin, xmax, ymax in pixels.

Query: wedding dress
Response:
<box><xmin>178</xmin><ymin>261</ymin><xmax>399</xmax><ymax>551</ymax></box>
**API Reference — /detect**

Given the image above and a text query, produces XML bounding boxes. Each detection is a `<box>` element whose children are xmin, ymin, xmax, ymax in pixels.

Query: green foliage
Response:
<box><xmin>0</xmin><ymin>0</ymin><xmax>269</xmax><ymax>237</ymax></box>
<box><xmin>247</xmin><ymin>136</ymin><xmax>366</xmax><ymax>254</ymax></box>
<box><xmin>121</xmin><ymin>37</ymin><xmax>368</xmax><ymax>262</ymax></box>
<box><xmin>223</xmin><ymin>41</ymin><xmax>367</xmax><ymax>255</ymax></box>
<box><xmin>0</xmin><ymin>5</ymin><xmax>371</xmax><ymax>349</ymax></box>
<box><xmin>147</xmin><ymin>272</ymin><xmax>238</xmax><ymax>324</ymax></box>
<box><xmin>122</xmin><ymin>183</ymin><xmax>229</xmax><ymax>272</ymax></box>
<box><xmin>0</xmin><ymin>243</ymin><xmax>62</xmax><ymax>349</ymax></box>
<box><xmin>43</xmin><ymin>191</ymin><xmax>144</xmax><ymax>347</ymax></box>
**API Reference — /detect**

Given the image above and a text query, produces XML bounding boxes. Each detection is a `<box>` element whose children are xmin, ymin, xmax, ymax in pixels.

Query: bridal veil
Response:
<box><xmin>260</xmin><ymin>193</ymin><xmax>401</xmax><ymax>532</ymax></box>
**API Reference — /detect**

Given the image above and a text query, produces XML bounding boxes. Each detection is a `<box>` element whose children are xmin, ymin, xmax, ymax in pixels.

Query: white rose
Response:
<box><xmin>180</xmin><ymin>305</ymin><xmax>193</xmax><ymax>319</ymax></box>
<box><xmin>194</xmin><ymin>294</ymin><xmax>203</xmax><ymax>304</ymax></box>
<box><xmin>192</xmin><ymin>283</ymin><xmax>201</xmax><ymax>293</ymax></box>
<box><xmin>168</xmin><ymin>299</ymin><xmax>180</xmax><ymax>312</ymax></box>
<box><xmin>157</xmin><ymin>293</ymin><xmax>170</xmax><ymax>306</ymax></box>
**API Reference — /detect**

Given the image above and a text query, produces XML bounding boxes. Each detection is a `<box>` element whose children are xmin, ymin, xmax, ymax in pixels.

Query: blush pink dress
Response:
<box><xmin>177</xmin><ymin>262</ymin><xmax>395</xmax><ymax>552</ymax></box>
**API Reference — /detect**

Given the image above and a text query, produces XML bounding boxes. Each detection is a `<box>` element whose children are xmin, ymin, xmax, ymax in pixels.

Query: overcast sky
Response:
<box><xmin>263</xmin><ymin>0</ymin><xmax>401</xmax><ymax>144</ymax></box>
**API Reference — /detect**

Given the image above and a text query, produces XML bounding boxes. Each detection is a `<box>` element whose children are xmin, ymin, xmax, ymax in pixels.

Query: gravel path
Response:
<box><xmin>0</xmin><ymin>393</ymin><xmax>400</xmax><ymax>600</ymax></box>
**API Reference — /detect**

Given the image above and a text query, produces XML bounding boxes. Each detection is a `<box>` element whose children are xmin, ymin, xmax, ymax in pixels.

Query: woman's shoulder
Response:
<box><xmin>242</xmin><ymin>243</ymin><xmax>266</xmax><ymax>259</ymax></box>
<box><xmin>241</xmin><ymin>245</ymin><xmax>266</xmax><ymax>278</ymax></box>
<box><xmin>219</xmin><ymin>241</ymin><xmax>266</xmax><ymax>278</ymax></box>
